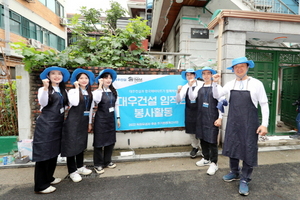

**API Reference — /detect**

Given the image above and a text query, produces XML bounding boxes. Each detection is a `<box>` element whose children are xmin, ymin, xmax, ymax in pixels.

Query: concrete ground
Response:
<box><xmin>0</xmin><ymin>136</ymin><xmax>299</xmax><ymax>199</ymax></box>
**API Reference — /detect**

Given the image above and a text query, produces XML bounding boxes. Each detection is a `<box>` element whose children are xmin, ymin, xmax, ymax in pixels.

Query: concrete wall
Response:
<box><xmin>165</xmin><ymin>6</ymin><xmax>217</xmax><ymax>68</ymax></box>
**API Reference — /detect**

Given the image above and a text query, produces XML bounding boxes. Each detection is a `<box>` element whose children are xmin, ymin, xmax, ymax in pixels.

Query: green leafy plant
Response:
<box><xmin>0</xmin><ymin>81</ymin><xmax>18</xmax><ymax>136</ymax></box>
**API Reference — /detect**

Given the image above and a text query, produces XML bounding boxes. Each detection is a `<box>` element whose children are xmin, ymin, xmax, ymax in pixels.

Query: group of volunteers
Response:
<box><xmin>177</xmin><ymin>56</ymin><xmax>269</xmax><ymax>196</ymax></box>
<box><xmin>32</xmin><ymin>67</ymin><xmax>120</xmax><ymax>194</ymax></box>
<box><xmin>31</xmin><ymin>56</ymin><xmax>269</xmax><ymax>196</ymax></box>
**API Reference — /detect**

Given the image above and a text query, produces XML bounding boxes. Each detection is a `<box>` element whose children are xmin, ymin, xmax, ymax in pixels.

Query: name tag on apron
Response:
<box><xmin>203</xmin><ymin>102</ymin><xmax>209</xmax><ymax>108</ymax></box>
<box><xmin>83</xmin><ymin>111</ymin><xmax>89</xmax><ymax>116</ymax></box>
<box><xmin>60</xmin><ymin>107</ymin><xmax>64</xmax><ymax>114</ymax></box>
<box><xmin>109</xmin><ymin>107</ymin><xmax>114</xmax><ymax>112</ymax></box>
<box><xmin>190</xmin><ymin>100</ymin><xmax>196</xmax><ymax>104</ymax></box>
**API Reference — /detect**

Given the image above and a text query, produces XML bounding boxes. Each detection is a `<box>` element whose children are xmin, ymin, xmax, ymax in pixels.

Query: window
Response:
<box><xmin>0</xmin><ymin>5</ymin><xmax>4</xmax><ymax>28</ymax></box>
<box><xmin>39</xmin><ymin>0</ymin><xmax>65</xmax><ymax>17</ymax></box>
<box><xmin>43</xmin><ymin>30</ymin><xmax>49</xmax><ymax>46</ymax></box>
<box><xmin>47</xmin><ymin>0</ymin><xmax>56</xmax><ymax>13</ymax></box>
<box><xmin>36</xmin><ymin>25</ymin><xmax>43</xmax><ymax>42</ymax></box>
<box><xmin>21</xmin><ymin>18</ymin><xmax>30</xmax><ymax>38</ymax></box>
<box><xmin>29</xmin><ymin>22</ymin><xmax>36</xmax><ymax>39</ymax></box>
<box><xmin>9</xmin><ymin>11</ymin><xmax>21</xmax><ymax>34</ymax></box>
<box><xmin>57</xmin><ymin>37</ymin><xmax>65</xmax><ymax>51</ymax></box>
<box><xmin>55</xmin><ymin>2</ymin><xmax>64</xmax><ymax>17</ymax></box>
<box><xmin>49</xmin><ymin>32</ymin><xmax>58</xmax><ymax>49</ymax></box>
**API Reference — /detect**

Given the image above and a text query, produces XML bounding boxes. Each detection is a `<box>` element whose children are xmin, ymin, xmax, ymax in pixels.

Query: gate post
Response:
<box><xmin>15</xmin><ymin>65</ymin><xmax>32</xmax><ymax>140</ymax></box>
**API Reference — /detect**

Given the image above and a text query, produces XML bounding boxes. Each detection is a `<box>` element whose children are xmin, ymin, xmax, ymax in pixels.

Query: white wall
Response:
<box><xmin>87</xmin><ymin>130</ymin><xmax>191</xmax><ymax>150</ymax></box>
<box><xmin>15</xmin><ymin>65</ymin><xmax>31</xmax><ymax>141</ymax></box>
<box><xmin>165</xmin><ymin>6</ymin><xmax>217</xmax><ymax>69</ymax></box>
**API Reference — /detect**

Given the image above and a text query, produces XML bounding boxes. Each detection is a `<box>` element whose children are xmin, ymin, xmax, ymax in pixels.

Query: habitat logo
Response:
<box><xmin>128</xmin><ymin>76</ymin><xmax>143</xmax><ymax>83</ymax></box>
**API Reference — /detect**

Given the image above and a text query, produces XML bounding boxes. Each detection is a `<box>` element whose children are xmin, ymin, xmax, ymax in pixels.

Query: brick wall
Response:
<box><xmin>29</xmin><ymin>66</ymin><xmax>185</xmax><ymax>136</ymax></box>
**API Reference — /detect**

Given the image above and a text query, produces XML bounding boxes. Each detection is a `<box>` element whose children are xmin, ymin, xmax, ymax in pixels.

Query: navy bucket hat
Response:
<box><xmin>227</xmin><ymin>57</ymin><xmax>255</xmax><ymax>72</ymax></box>
<box><xmin>197</xmin><ymin>66</ymin><xmax>217</xmax><ymax>79</ymax></box>
<box><xmin>181</xmin><ymin>69</ymin><xmax>199</xmax><ymax>80</ymax></box>
<box><xmin>70</xmin><ymin>68</ymin><xmax>95</xmax><ymax>85</ymax></box>
<box><xmin>40</xmin><ymin>66</ymin><xmax>70</xmax><ymax>82</ymax></box>
<box><xmin>95</xmin><ymin>69</ymin><xmax>117</xmax><ymax>84</ymax></box>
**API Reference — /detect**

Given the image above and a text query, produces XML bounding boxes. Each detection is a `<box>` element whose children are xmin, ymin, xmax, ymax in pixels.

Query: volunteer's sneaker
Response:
<box><xmin>50</xmin><ymin>178</ymin><xmax>61</xmax><ymax>185</ymax></box>
<box><xmin>77</xmin><ymin>166</ymin><xmax>92</xmax><ymax>175</ymax></box>
<box><xmin>35</xmin><ymin>186</ymin><xmax>56</xmax><ymax>194</ymax></box>
<box><xmin>196</xmin><ymin>158</ymin><xmax>211</xmax><ymax>167</ymax></box>
<box><xmin>190</xmin><ymin>148</ymin><xmax>198</xmax><ymax>158</ymax></box>
<box><xmin>207</xmin><ymin>162</ymin><xmax>218</xmax><ymax>175</ymax></box>
<box><xmin>239</xmin><ymin>180</ymin><xmax>249</xmax><ymax>196</ymax></box>
<box><xmin>222</xmin><ymin>171</ymin><xmax>240</xmax><ymax>182</ymax></box>
<box><xmin>69</xmin><ymin>171</ymin><xmax>82</xmax><ymax>182</ymax></box>
<box><xmin>94</xmin><ymin>166</ymin><xmax>105</xmax><ymax>174</ymax></box>
<box><xmin>106</xmin><ymin>162</ymin><xmax>116</xmax><ymax>169</ymax></box>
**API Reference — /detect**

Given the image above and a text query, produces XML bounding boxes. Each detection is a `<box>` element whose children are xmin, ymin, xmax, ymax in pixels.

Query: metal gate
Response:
<box><xmin>246</xmin><ymin>50</ymin><xmax>300</xmax><ymax>135</ymax></box>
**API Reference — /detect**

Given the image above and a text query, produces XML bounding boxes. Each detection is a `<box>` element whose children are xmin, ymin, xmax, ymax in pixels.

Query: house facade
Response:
<box><xmin>150</xmin><ymin>0</ymin><xmax>300</xmax><ymax>136</ymax></box>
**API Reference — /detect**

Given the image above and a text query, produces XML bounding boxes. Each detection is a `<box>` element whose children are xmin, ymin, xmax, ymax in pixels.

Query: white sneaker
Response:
<box><xmin>196</xmin><ymin>158</ymin><xmax>211</xmax><ymax>167</ymax></box>
<box><xmin>77</xmin><ymin>166</ymin><xmax>92</xmax><ymax>175</ymax></box>
<box><xmin>36</xmin><ymin>186</ymin><xmax>56</xmax><ymax>194</ymax></box>
<box><xmin>50</xmin><ymin>178</ymin><xmax>61</xmax><ymax>185</ymax></box>
<box><xmin>69</xmin><ymin>172</ymin><xmax>82</xmax><ymax>182</ymax></box>
<box><xmin>207</xmin><ymin>162</ymin><xmax>218</xmax><ymax>175</ymax></box>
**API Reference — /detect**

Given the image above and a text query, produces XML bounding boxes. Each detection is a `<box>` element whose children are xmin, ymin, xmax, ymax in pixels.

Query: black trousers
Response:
<box><xmin>67</xmin><ymin>151</ymin><xmax>84</xmax><ymax>174</ymax></box>
<box><xmin>34</xmin><ymin>156</ymin><xmax>57</xmax><ymax>192</ymax></box>
<box><xmin>200</xmin><ymin>139</ymin><xmax>218</xmax><ymax>164</ymax></box>
<box><xmin>230</xmin><ymin>158</ymin><xmax>253</xmax><ymax>182</ymax></box>
<box><xmin>93</xmin><ymin>143</ymin><xmax>115</xmax><ymax>167</ymax></box>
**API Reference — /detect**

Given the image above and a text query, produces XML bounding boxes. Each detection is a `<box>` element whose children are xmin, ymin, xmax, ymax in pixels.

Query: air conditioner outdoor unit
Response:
<box><xmin>29</xmin><ymin>39</ymin><xmax>42</xmax><ymax>49</ymax></box>
<box><xmin>60</xmin><ymin>18</ymin><xmax>68</xmax><ymax>26</ymax></box>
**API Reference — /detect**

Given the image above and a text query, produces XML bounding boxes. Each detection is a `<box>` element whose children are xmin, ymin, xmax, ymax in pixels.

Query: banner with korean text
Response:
<box><xmin>114</xmin><ymin>75</ymin><xmax>187</xmax><ymax>131</ymax></box>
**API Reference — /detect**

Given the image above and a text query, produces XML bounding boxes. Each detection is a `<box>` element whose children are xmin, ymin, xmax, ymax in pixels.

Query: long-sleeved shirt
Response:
<box><xmin>89</xmin><ymin>88</ymin><xmax>120</xmax><ymax>124</ymax></box>
<box><xmin>188</xmin><ymin>83</ymin><xmax>224</xmax><ymax>119</ymax></box>
<box><xmin>38</xmin><ymin>86</ymin><xmax>66</xmax><ymax>110</ymax></box>
<box><xmin>212</xmin><ymin>77</ymin><xmax>269</xmax><ymax>127</ymax></box>
<box><xmin>176</xmin><ymin>80</ymin><xmax>204</xmax><ymax>103</ymax></box>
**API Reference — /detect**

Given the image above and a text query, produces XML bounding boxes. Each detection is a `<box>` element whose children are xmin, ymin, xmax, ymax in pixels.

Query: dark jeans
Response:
<box><xmin>200</xmin><ymin>139</ymin><xmax>218</xmax><ymax>164</ymax></box>
<box><xmin>67</xmin><ymin>151</ymin><xmax>84</xmax><ymax>174</ymax></box>
<box><xmin>229</xmin><ymin>157</ymin><xmax>253</xmax><ymax>182</ymax></box>
<box><xmin>93</xmin><ymin>143</ymin><xmax>115</xmax><ymax>167</ymax></box>
<box><xmin>34</xmin><ymin>156</ymin><xmax>57</xmax><ymax>192</ymax></box>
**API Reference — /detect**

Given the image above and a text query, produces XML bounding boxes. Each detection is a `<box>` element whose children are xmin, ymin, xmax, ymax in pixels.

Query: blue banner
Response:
<box><xmin>114</xmin><ymin>75</ymin><xmax>187</xmax><ymax>131</ymax></box>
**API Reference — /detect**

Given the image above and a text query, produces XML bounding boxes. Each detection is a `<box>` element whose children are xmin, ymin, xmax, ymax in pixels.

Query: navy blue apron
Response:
<box><xmin>222</xmin><ymin>79</ymin><xmax>259</xmax><ymax>166</ymax></box>
<box><xmin>195</xmin><ymin>86</ymin><xmax>219</xmax><ymax>144</ymax></box>
<box><xmin>184</xmin><ymin>86</ymin><xmax>198</xmax><ymax>134</ymax></box>
<box><xmin>32</xmin><ymin>91</ymin><xmax>64</xmax><ymax>162</ymax></box>
<box><xmin>61</xmin><ymin>91</ymin><xmax>92</xmax><ymax>157</ymax></box>
<box><xmin>93</xmin><ymin>90</ymin><xmax>116</xmax><ymax>148</ymax></box>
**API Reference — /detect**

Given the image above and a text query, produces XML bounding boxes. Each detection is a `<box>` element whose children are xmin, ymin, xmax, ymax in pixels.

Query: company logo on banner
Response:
<box><xmin>113</xmin><ymin>75</ymin><xmax>187</xmax><ymax>131</ymax></box>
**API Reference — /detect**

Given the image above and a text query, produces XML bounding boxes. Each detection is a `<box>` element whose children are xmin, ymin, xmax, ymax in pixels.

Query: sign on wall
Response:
<box><xmin>114</xmin><ymin>75</ymin><xmax>187</xmax><ymax>131</ymax></box>
<box><xmin>191</xmin><ymin>28</ymin><xmax>209</xmax><ymax>39</ymax></box>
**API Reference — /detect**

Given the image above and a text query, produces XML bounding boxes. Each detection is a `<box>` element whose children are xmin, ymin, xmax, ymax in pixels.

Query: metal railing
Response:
<box><xmin>243</xmin><ymin>0</ymin><xmax>297</xmax><ymax>14</ymax></box>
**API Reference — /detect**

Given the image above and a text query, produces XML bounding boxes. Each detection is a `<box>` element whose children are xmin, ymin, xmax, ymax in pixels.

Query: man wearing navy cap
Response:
<box><xmin>212</xmin><ymin>57</ymin><xmax>269</xmax><ymax>196</ymax></box>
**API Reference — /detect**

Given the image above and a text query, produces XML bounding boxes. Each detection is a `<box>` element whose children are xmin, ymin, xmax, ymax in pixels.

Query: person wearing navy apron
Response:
<box><xmin>212</xmin><ymin>57</ymin><xmax>269</xmax><ymax>196</ymax></box>
<box><xmin>188</xmin><ymin>67</ymin><xmax>226</xmax><ymax>175</ymax></box>
<box><xmin>90</xmin><ymin>69</ymin><xmax>121</xmax><ymax>174</ymax></box>
<box><xmin>33</xmin><ymin>66</ymin><xmax>70</xmax><ymax>194</ymax></box>
<box><xmin>61</xmin><ymin>68</ymin><xmax>95</xmax><ymax>182</ymax></box>
<box><xmin>176</xmin><ymin>69</ymin><xmax>203</xmax><ymax>158</ymax></box>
